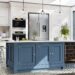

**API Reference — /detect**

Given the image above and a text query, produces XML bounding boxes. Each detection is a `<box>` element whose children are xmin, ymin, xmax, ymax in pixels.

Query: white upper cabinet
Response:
<box><xmin>0</xmin><ymin>3</ymin><xmax>9</xmax><ymax>26</ymax></box>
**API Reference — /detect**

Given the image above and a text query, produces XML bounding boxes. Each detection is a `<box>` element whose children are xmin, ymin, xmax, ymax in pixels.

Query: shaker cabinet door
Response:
<box><xmin>17</xmin><ymin>43</ymin><xmax>35</xmax><ymax>69</ymax></box>
<box><xmin>49</xmin><ymin>43</ymin><xmax>64</xmax><ymax>68</ymax></box>
<box><xmin>35</xmin><ymin>43</ymin><xmax>49</xmax><ymax>69</ymax></box>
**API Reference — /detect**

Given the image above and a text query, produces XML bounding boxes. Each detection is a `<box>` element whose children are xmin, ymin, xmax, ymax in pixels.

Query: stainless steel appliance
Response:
<box><xmin>12</xmin><ymin>31</ymin><xmax>26</xmax><ymax>41</ymax></box>
<box><xmin>12</xmin><ymin>18</ymin><xmax>26</xmax><ymax>28</ymax></box>
<box><xmin>28</xmin><ymin>13</ymin><xmax>49</xmax><ymax>40</ymax></box>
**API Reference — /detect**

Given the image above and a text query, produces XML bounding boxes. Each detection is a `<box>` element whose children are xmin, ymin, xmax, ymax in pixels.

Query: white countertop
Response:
<box><xmin>6</xmin><ymin>40</ymin><xmax>75</xmax><ymax>43</ymax></box>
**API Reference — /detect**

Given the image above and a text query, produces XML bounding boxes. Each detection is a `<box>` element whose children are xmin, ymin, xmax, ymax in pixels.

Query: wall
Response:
<box><xmin>10</xmin><ymin>2</ymin><xmax>72</xmax><ymax>41</ymax></box>
<box><xmin>50</xmin><ymin>6</ymin><xmax>72</xmax><ymax>41</ymax></box>
<box><xmin>0</xmin><ymin>2</ymin><xmax>72</xmax><ymax>41</ymax></box>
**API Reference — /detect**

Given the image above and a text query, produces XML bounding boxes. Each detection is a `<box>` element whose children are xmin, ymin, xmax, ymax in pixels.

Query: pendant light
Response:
<box><xmin>21</xmin><ymin>0</ymin><xmax>25</xmax><ymax>13</ymax></box>
<box><xmin>59</xmin><ymin>0</ymin><xmax>61</xmax><ymax>14</ymax></box>
<box><xmin>41</xmin><ymin>0</ymin><xmax>45</xmax><ymax>14</ymax></box>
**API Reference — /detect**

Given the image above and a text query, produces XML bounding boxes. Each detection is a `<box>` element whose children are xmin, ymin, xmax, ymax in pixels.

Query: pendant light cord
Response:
<box><xmin>23</xmin><ymin>0</ymin><xmax>24</xmax><ymax>11</ymax></box>
<box><xmin>59</xmin><ymin>0</ymin><xmax>61</xmax><ymax>13</ymax></box>
<box><xmin>42</xmin><ymin>0</ymin><xmax>44</xmax><ymax>12</ymax></box>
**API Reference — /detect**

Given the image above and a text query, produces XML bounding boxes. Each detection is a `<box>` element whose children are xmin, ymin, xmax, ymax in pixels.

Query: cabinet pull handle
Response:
<box><xmin>32</xmin><ymin>53</ymin><xmax>35</xmax><ymax>62</ymax></box>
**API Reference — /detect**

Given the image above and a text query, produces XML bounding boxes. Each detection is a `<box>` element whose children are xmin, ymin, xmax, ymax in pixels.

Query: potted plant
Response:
<box><xmin>60</xmin><ymin>23</ymin><xmax>69</xmax><ymax>40</ymax></box>
<box><xmin>32</xmin><ymin>30</ymin><xmax>38</xmax><ymax>40</ymax></box>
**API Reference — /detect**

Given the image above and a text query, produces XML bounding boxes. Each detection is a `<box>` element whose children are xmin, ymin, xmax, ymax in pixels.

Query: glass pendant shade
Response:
<box><xmin>41</xmin><ymin>9</ymin><xmax>45</xmax><ymax>14</ymax></box>
<box><xmin>41</xmin><ymin>0</ymin><xmax>45</xmax><ymax>15</ymax></box>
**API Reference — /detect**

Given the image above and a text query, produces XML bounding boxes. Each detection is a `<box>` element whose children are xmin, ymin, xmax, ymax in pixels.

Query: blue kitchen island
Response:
<box><xmin>6</xmin><ymin>41</ymin><xmax>64</xmax><ymax>73</ymax></box>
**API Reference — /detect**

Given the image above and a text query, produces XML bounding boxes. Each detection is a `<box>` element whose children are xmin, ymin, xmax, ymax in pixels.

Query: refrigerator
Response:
<box><xmin>28</xmin><ymin>13</ymin><xmax>49</xmax><ymax>41</ymax></box>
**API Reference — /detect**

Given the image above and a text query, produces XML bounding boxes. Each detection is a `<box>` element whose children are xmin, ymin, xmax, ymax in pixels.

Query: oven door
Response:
<box><xmin>12</xmin><ymin>34</ymin><xmax>26</xmax><ymax>41</ymax></box>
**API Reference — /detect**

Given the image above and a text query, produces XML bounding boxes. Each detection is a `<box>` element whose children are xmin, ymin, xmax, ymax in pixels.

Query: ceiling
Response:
<box><xmin>0</xmin><ymin>0</ymin><xmax>75</xmax><ymax>6</ymax></box>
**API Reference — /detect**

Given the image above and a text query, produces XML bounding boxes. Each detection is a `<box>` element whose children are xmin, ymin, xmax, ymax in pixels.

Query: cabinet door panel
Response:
<box><xmin>35</xmin><ymin>43</ymin><xmax>49</xmax><ymax>68</ymax></box>
<box><xmin>17</xmin><ymin>43</ymin><xmax>35</xmax><ymax>67</ymax></box>
<box><xmin>49</xmin><ymin>43</ymin><xmax>64</xmax><ymax>67</ymax></box>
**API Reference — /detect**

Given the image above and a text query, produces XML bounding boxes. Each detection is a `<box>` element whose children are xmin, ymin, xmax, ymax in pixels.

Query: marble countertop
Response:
<box><xmin>6</xmin><ymin>40</ymin><xmax>75</xmax><ymax>43</ymax></box>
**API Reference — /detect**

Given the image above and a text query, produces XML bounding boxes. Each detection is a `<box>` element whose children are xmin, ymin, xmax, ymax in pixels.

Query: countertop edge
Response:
<box><xmin>6</xmin><ymin>40</ymin><xmax>75</xmax><ymax>43</ymax></box>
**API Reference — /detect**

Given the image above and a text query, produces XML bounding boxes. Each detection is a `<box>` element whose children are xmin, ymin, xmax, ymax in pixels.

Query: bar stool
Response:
<box><xmin>0</xmin><ymin>46</ymin><xmax>5</xmax><ymax>65</ymax></box>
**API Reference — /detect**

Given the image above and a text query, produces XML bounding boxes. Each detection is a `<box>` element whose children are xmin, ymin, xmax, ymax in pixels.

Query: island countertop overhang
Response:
<box><xmin>6</xmin><ymin>40</ymin><xmax>75</xmax><ymax>43</ymax></box>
